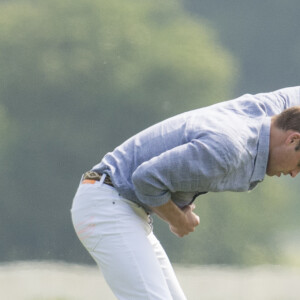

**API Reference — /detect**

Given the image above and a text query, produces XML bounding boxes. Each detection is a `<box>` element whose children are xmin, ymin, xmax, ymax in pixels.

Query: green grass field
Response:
<box><xmin>2</xmin><ymin>261</ymin><xmax>300</xmax><ymax>300</ymax></box>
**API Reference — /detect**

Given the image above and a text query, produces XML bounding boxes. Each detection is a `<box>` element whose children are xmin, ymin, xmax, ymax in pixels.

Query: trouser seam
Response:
<box><xmin>119</xmin><ymin>231</ymin><xmax>170</xmax><ymax>300</ymax></box>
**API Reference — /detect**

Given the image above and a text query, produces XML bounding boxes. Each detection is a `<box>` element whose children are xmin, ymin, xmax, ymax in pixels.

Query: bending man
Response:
<box><xmin>71</xmin><ymin>86</ymin><xmax>300</xmax><ymax>299</ymax></box>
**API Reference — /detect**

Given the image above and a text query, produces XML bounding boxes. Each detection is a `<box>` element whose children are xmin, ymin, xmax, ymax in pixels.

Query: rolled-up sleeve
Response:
<box><xmin>132</xmin><ymin>137</ymin><xmax>228</xmax><ymax>207</ymax></box>
<box><xmin>274</xmin><ymin>87</ymin><xmax>300</xmax><ymax>111</ymax></box>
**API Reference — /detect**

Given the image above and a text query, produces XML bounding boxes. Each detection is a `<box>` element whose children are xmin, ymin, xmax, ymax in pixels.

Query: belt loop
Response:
<box><xmin>99</xmin><ymin>173</ymin><xmax>106</xmax><ymax>185</ymax></box>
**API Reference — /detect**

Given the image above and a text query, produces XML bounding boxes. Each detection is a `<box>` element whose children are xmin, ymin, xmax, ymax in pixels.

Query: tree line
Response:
<box><xmin>0</xmin><ymin>0</ymin><xmax>298</xmax><ymax>265</ymax></box>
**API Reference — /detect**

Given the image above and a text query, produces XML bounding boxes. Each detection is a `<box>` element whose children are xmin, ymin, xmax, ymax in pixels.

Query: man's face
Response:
<box><xmin>267</xmin><ymin>133</ymin><xmax>300</xmax><ymax>178</ymax></box>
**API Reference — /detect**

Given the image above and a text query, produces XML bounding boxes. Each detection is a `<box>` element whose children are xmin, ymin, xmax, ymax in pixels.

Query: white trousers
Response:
<box><xmin>71</xmin><ymin>179</ymin><xmax>187</xmax><ymax>300</ymax></box>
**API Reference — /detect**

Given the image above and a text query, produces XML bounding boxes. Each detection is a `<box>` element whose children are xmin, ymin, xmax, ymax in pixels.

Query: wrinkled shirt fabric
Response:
<box><xmin>93</xmin><ymin>87</ymin><xmax>300</xmax><ymax>212</ymax></box>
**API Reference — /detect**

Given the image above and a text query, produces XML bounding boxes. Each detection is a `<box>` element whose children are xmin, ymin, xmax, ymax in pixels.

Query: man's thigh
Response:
<box><xmin>72</xmin><ymin>184</ymin><xmax>186</xmax><ymax>299</ymax></box>
<box><xmin>91</xmin><ymin>228</ymin><xmax>177</xmax><ymax>300</ymax></box>
<box><xmin>148</xmin><ymin>233</ymin><xmax>187</xmax><ymax>300</ymax></box>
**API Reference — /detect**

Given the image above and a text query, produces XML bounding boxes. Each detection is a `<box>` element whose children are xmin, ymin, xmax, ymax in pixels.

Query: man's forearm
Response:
<box><xmin>150</xmin><ymin>199</ymin><xmax>200</xmax><ymax>237</ymax></box>
<box><xmin>150</xmin><ymin>199</ymin><xmax>187</xmax><ymax>228</ymax></box>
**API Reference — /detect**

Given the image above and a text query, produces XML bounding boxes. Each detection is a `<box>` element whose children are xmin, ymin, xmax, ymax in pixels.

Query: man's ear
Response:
<box><xmin>286</xmin><ymin>132</ymin><xmax>300</xmax><ymax>145</ymax></box>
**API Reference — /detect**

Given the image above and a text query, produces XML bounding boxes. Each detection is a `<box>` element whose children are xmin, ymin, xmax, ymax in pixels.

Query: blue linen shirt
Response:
<box><xmin>93</xmin><ymin>87</ymin><xmax>300</xmax><ymax>212</ymax></box>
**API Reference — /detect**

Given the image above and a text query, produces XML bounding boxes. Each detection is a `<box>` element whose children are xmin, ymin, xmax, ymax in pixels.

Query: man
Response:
<box><xmin>71</xmin><ymin>86</ymin><xmax>300</xmax><ymax>299</ymax></box>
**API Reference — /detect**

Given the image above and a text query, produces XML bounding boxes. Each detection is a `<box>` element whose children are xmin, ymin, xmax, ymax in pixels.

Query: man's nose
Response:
<box><xmin>290</xmin><ymin>169</ymin><xmax>300</xmax><ymax>178</ymax></box>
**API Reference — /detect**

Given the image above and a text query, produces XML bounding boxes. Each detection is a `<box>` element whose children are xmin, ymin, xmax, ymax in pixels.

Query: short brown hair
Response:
<box><xmin>273</xmin><ymin>106</ymin><xmax>300</xmax><ymax>132</ymax></box>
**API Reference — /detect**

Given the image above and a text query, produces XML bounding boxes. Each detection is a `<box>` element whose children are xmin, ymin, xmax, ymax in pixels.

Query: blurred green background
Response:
<box><xmin>0</xmin><ymin>0</ymin><xmax>300</xmax><ymax>266</ymax></box>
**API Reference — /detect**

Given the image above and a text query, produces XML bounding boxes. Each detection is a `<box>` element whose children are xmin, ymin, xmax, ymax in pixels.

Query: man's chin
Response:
<box><xmin>266</xmin><ymin>170</ymin><xmax>275</xmax><ymax>177</ymax></box>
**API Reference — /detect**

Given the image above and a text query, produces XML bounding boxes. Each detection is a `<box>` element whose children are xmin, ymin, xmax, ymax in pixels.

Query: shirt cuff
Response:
<box><xmin>134</xmin><ymin>189</ymin><xmax>171</xmax><ymax>207</ymax></box>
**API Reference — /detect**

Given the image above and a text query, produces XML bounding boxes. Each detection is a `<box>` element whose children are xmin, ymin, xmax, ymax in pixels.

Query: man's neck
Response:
<box><xmin>269</xmin><ymin>117</ymin><xmax>292</xmax><ymax>151</ymax></box>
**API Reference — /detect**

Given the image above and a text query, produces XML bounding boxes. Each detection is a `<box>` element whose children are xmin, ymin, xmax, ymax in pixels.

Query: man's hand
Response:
<box><xmin>169</xmin><ymin>204</ymin><xmax>200</xmax><ymax>237</ymax></box>
<box><xmin>150</xmin><ymin>200</ymin><xmax>200</xmax><ymax>238</ymax></box>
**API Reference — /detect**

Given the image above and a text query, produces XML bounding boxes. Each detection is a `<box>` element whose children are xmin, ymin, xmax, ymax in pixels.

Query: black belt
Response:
<box><xmin>82</xmin><ymin>171</ymin><xmax>114</xmax><ymax>187</ymax></box>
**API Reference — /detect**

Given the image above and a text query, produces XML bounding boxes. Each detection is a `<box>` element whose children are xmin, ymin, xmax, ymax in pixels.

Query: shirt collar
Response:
<box><xmin>250</xmin><ymin>117</ymin><xmax>271</xmax><ymax>183</ymax></box>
